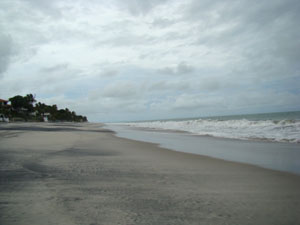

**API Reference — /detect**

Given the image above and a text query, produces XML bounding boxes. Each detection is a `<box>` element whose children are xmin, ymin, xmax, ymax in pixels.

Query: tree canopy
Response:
<box><xmin>9</xmin><ymin>94</ymin><xmax>36</xmax><ymax>112</ymax></box>
<box><xmin>2</xmin><ymin>94</ymin><xmax>87</xmax><ymax>122</ymax></box>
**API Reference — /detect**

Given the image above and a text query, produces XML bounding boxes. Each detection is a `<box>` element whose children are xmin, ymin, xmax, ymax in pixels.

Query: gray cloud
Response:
<box><xmin>151</xmin><ymin>18</ymin><xmax>175</xmax><ymax>28</ymax></box>
<box><xmin>98</xmin><ymin>34</ymin><xmax>155</xmax><ymax>47</ymax></box>
<box><xmin>172</xmin><ymin>94</ymin><xmax>224</xmax><ymax>110</ymax></box>
<box><xmin>159</xmin><ymin>62</ymin><xmax>194</xmax><ymax>75</ymax></box>
<box><xmin>22</xmin><ymin>0</ymin><xmax>62</xmax><ymax>17</ymax></box>
<box><xmin>115</xmin><ymin>0</ymin><xmax>170</xmax><ymax>16</ymax></box>
<box><xmin>41</xmin><ymin>63</ymin><xmax>69</xmax><ymax>73</ymax></box>
<box><xmin>99</xmin><ymin>69</ymin><xmax>119</xmax><ymax>77</ymax></box>
<box><xmin>0</xmin><ymin>34</ymin><xmax>13</xmax><ymax>77</ymax></box>
<box><xmin>198</xmin><ymin>79</ymin><xmax>220</xmax><ymax>91</ymax></box>
<box><xmin>101</xmin><ymin>82</ymin><xmax>139</xmax><ymax>99</ymax></box>
<box><xmin>0</xmin><ymin>0</ymin><xmax>299</xmax><ymax>121</ymax></box>
<box><xmin>187</xmin><ymin>0</ymin><xmax>300</xmax><ymax>81</ymax></box>
<box><xmin>149</xmin><ymin>80</ymin><xmax>190</xmax><ymax>92</ymax></box>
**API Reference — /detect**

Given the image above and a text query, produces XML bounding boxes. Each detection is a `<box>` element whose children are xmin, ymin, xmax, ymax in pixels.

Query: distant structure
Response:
<box><xmin>43</xmin><ymin>112</ymin><xmax>51</xmax><ymax>122</ymax></box>
<box><xmin>0</xmin><ymin>99</ymin><xmax>9</xmax><ymax>106</ymax></box>
<box><xmin>0</xmin><ymin>99</ymin><xmax>10</xmax><ymax>122</ymax></box>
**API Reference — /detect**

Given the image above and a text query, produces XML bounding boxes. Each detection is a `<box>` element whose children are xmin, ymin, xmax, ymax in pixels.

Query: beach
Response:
<box><xmin>0</xmin><ymin>122</ymin><xmax>300</xmax><ymax>225</ymax></box>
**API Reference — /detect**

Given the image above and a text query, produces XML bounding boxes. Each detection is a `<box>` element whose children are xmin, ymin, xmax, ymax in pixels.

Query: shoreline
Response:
<box><xmin>115</xmin><ymin>132</ymin><xmax>300</xmax><ymax>179</ymax></box>
<box><xmin>108</xmin><ymin>124</ymin><xmax>300</xmax><ymax>175</ymax></box>
<box><xmin>1</xmin><ymin>122</ymin><xmax>300</xmax><ymax>224</ymax></box>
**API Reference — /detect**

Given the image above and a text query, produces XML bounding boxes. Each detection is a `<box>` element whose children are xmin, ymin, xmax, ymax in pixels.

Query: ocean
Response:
<box><xmin>117</xmin><ymin>111</ymin><xmax>300</xmax><ymax>143</ymax></box>
<box><xmin>107</xmin><ymin>112</ymin><xmax>300</xmax><ymax>174</ymax></box>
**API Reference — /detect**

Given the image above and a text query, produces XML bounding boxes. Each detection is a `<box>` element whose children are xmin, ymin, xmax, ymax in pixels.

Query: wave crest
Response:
<box><xmin>120</xmin><ymin>119</ymin><xmax>300</xmax><ymax>143</ymax></box>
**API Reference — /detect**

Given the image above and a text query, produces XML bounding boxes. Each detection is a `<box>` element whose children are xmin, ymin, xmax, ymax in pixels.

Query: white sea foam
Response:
<box><xmin>119</xmin><ymin>119</ymin><xmax>300</xmax><ymax>143</ymax></box>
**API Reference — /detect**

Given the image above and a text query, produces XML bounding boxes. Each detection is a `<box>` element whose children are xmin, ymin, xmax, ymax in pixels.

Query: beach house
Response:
<box><xmin>43</xmin><ymin>112</ymin><xmax>51</xmax><ymax>122</ymax></box>
<box><xmin>0</xmin><ymin>99</ymin><xmax>10</xmax><ymax>122</ymax></box>
<box><xmin>0</xmin><ymin>99</ymin><xmax>9</xmax><ymax>106</ymax></box>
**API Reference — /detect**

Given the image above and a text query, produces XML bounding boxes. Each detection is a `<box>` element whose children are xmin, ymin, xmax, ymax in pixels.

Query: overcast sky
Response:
<box><xmin>1</xmin><ymin>0</ymin><xmax>300</xmax><ymax>122</ymax></box>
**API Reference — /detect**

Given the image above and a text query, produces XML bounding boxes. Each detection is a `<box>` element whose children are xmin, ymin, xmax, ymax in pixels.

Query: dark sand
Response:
<box><xmin>0</xmin><ymin>123</ymin><xmax>300</xmax><ymax>225</ymax></box>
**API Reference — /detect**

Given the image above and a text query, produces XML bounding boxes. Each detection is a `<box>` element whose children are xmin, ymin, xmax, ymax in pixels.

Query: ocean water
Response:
<box><xmin>117</xmin><ymin>111</ymin><xmax>300</xmax><ymax>143</ymax></box>
<box><xmin>107</xmin><ymin>124</ymin><xmax>300</xmax><ymax>174</ymax></box>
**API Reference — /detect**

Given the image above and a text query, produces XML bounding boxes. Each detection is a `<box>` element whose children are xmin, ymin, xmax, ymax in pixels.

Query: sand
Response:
<box><xmin>0</xmin><ymin>122</ymin><xmax>300</xmax><ymax>225</ymax></box>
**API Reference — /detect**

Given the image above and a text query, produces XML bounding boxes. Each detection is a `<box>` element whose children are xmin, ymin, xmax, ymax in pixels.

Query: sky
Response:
<box><xmin>0</xmin><ymin>0</ymin><xmax>300</xmax><ymax>122</ymax></box>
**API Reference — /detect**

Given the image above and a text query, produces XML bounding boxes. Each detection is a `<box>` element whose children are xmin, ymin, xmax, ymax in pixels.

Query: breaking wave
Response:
<box><xmin>120</xmin><ymin>119</ymin><xmax>300</xmax><ymax>143</ymax></box>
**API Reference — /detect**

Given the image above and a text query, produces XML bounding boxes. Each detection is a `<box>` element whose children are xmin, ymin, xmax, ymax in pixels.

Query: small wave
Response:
<box><xmin>119</xmin><ymin>119</ymin><xmax>300</xmax><ymax>143</ymax></box>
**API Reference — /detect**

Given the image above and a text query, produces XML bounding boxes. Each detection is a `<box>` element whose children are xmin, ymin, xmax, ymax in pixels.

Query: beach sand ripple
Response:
<box><xmin>0</xmin><ymin>123</ymin><xmax>300</xmax><ymax>225</ymax></box>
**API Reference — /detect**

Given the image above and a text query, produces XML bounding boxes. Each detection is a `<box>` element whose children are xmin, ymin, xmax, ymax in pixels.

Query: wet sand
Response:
<box><xmin>108</xmin><ymin>124</ymin><xmax>300</xmax><ymax>174</ymax></box>
<box><xmin>0</xmin><ymin>122</ymin><xmax>300</xmax><ymax>225</ymax></box>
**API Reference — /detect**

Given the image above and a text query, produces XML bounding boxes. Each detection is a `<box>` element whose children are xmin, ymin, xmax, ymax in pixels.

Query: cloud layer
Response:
<box><xmin>0</xmin><ymin>0</ymin><xmax>299</xmax><ymax>122</ymax></box>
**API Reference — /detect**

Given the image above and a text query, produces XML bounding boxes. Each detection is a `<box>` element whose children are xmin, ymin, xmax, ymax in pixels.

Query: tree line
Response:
<box><xmin>0</xmin><ymin>94</ymin><xmax>87</xmax><ymax>122</ymax></box>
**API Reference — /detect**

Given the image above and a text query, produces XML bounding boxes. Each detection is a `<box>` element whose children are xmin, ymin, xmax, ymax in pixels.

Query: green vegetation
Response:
<box><xmin>0</xmin><ymin>94</ymin><xmax>87</xmax><ymax>122</ymax></box>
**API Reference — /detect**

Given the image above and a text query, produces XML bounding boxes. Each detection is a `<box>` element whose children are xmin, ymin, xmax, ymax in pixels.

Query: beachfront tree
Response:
<box><xmin>35</xmin><ymin>102</ymin><xmax>47</xmax><ymax>117</ymax></box>
<box><xmin>9</xmin><ymin>94</ymin><xmax>36</xmax><ymax>112</ymax></box>
<box><xmin>9</xmin><ymin>95</ymin><xmax>26</xmax><ymax>110</ymax></box>
<box><xmin>4</xmin><ymin>94</ymin><xmax>88</xmax><ymax>122</ymax></box>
